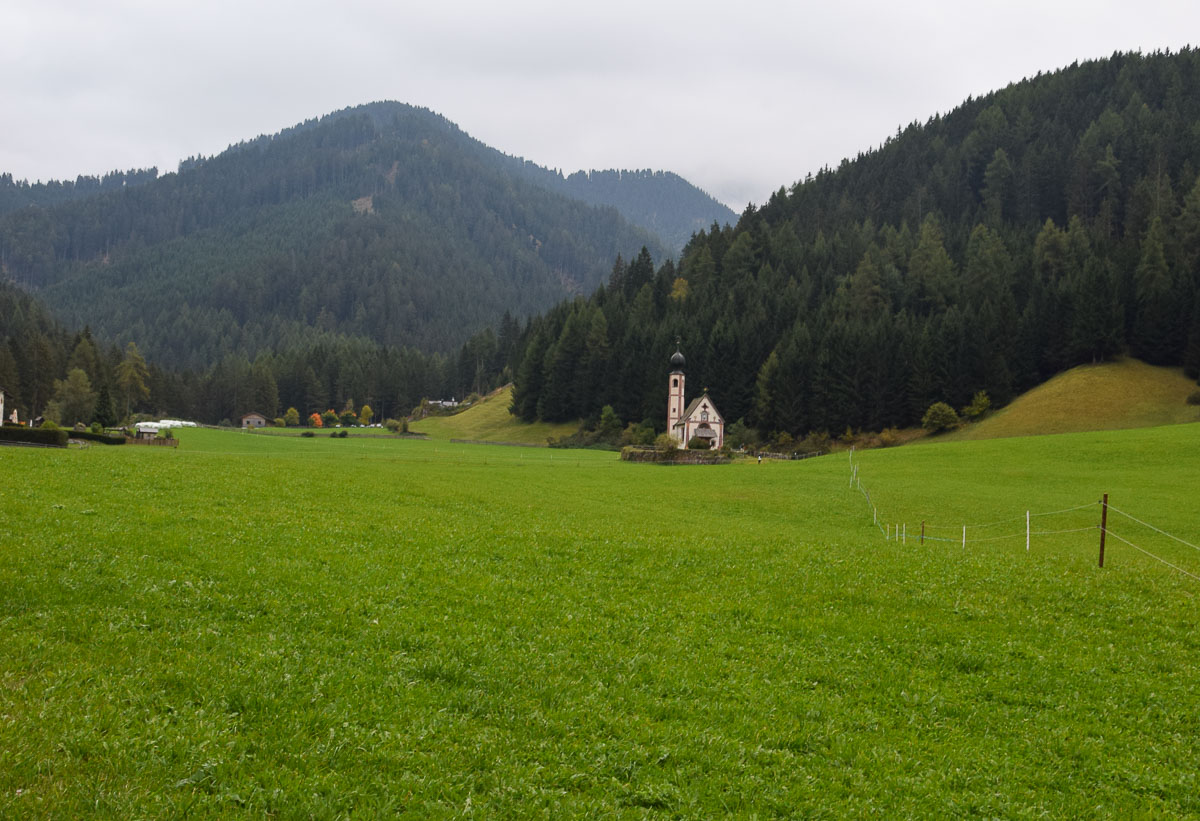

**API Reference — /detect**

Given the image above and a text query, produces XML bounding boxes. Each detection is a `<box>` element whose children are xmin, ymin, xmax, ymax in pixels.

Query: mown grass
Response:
<box><xmin>410</xmin><ymin>385</ymin><xmax>581</xmax><ymax>444</ymax></box>
<box><xmin>1</xmin><ymin>425</ymin><xmax>1199</xmax><ymax>817</ymax></box>
<box><xmin>948</xmin><ymin>357</ymin><xmax>1199</xmax><ymax>441</ymax></box>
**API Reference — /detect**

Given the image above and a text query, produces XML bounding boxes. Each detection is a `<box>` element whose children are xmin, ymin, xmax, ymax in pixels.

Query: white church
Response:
<box><xmin>667</xmin><ymin>346</ymin><xmax>725</xmax><ymax>449</ymax></box>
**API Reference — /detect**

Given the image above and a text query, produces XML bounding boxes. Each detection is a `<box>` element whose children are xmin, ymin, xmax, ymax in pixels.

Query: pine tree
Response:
<box><xmin>906</xmin><ymin>215</ymin><xmax>957</xmax><ymax>314</ymax></box>
<box><xmin>522</xmin><ymin>328</ymin><xmax>560</xmax><ymax>424</ymax></box>
<box><xmin>0</xmin><ymin>343</ymin><xmax>19</xmax><ymax>417</ymax></box>
<box><xmin>1132</xmin><ymin>217</ymin><xmax>1181</xmax><ymax>364</ymax></box>
<box><xmin>538</xmin><ymin>310</ymin><xmax>588</xmax><ymax>422</ymax></box>
<box><xmin>116</xmin><ymin>342</ymin><xmax>151</xmax><ymax>419</ymax></box>
<box><xmin>49</xmin><ymin>368</ymin><xmax>97</xmax><ymax>426</ymax></box>
<box><xmin>94</xmin><ymin>380</ymin><xmax>118</xmax><ymax>427</ymax></box>
<box><xmin>982</xmin><ymin>148</ymin><xmax>1013</xmax><ymax>225</ymax></box>
<box><xmin>1070</xmin><ymin>258</ymin><xmax>1124</xmax><ymax>363</ymax></box>
<box><xmin>578</xmin><ymin>309</ymin><xmax>611</xmax><ymax>413</ymax></box>
<box><xmin>773</xmin><ymin>323</ymin><xmax>814</xmax><ymax>434</ymax></box>
<box><xmin>752</xmin><ymin>349</ymin><xmax>779</xmax><ymax>433</ymax></box>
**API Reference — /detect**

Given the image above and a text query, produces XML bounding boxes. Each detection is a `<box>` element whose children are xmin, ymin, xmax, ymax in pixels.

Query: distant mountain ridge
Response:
<box><xmin>0</xmin><ymin>101</ymin><xmax>728</xmax><ymax>367</ymax></box>
<box><xmin>513</xmin><ymin>167</ymin><xmax>737</xmax><ymax>253</ymax></box>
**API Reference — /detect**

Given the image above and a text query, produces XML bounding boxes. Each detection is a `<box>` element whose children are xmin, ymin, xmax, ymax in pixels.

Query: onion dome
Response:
<box><xmin>669</xmin><ymin>348</ymin><xmax>686</xmax><ymax>369</ymax></box>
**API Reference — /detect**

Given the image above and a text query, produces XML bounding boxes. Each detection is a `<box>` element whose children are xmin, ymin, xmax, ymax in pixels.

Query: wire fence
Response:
<box><xmin>847</xmin><ymin>451</ymin><xmax>1200</xmax><ymax>582</ymax></box>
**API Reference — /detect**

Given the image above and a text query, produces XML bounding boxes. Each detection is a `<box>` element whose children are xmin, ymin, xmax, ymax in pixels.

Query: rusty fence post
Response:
<box><xmin>1099</xmin><ymin>493</ymin><xmax>1109</xmax><ymax>568</ymax></box>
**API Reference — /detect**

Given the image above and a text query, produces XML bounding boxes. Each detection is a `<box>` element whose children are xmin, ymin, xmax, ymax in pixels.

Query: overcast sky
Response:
<box><xmin>3</xmin><ymin>1</ymin><xmax>1198</xmax><ymax>209</ymax></box>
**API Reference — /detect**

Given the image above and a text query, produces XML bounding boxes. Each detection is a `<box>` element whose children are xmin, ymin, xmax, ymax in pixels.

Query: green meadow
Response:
<box><xmin>2</xmin><ymin>425</ymin><xmax>1199</xmax><ymax>817</ymax></box>
<box><xmin>409</xmin><ymin>386</ymin><xmax>580</xmax><ymax>445</ymax></box>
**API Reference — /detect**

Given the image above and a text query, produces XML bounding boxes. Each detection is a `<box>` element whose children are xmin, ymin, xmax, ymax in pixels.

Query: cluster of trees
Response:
<box><xmin>509</xmin><ymin>50</ymin><xmax>1200</xmax><ymax>439</ymax></box>
<box><xmin>0</xmin><ymin>282</ymin><xmax>153</xmax><ymax>427</ymax></box>
<box><xmin>293</xmin><ymin>404</ymin><xmax>374</xmax><ymax>428</ymax></box>
<box><xmin>177</xmin><ymin>322</ymin><xmax>520</xmax><ymax>426</ymax></box>
<box><xmin>1</xmin><ymin>280</ymin><xmax>521</xmax><ymax>427</ymax></box>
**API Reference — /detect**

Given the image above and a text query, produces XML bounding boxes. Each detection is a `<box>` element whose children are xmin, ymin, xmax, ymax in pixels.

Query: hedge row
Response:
<box><xmin>620</xmin><ymin>446</ymin><xmax>730</xmax><ymax>465</ymax></box>
<box><xmin>69</xmin><ymin>430</ymin><xmax>125</xmax><ymax>445</ymax></box>
<box><xmin>0</xmin><ymin>426</ymin><xmax>69</xmax><ymax>447</ymax></box>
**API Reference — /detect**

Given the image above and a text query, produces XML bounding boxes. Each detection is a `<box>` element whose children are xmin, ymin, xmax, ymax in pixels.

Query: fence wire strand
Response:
<box><xmin>1031</xmin><ymin>502</ymin><xmax>1100</xmax><ymax>518</ymax></box>
<box><xmin>1105</xmin><ymin>529</ymin><xmax>1200</xmax><ymax>582</ymax></box>
<box><xmin>958</xmin><ymin>531</ymin><xmax>1026</xmax><ymax>544</ymax></box>
<box><xmin>1105</xmin><ymin>505</ymin><xmax>1200</xmax><ymax>555</ymax></box>
<box><xmin>1031</xmin><ymin>526</ymin><xmax>1097</xmax><ymax>537</ymax></box>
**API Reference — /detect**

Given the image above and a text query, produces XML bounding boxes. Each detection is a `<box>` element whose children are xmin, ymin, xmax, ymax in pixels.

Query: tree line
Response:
<box><xmin>1</xmin><ymin>279</ymin><xmax>523</xmax><ymax>427</ymax></box>
<box><xmin>0</xmin><ymin>168</ymin><xmax>159</xmax><ymax>216</ymax></box>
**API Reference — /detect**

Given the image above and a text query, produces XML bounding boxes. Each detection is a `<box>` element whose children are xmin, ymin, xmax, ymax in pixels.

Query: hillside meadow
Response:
<box><xmin>1</xmin><ymin>425</ymin><xmax>1199</xmax><ymax>817</ymax></box>
<box><xmin>947</xmin><ymin>358</ymin><xmax>1200</xmax><ymax>442</ymax></box>
<box><xmin>409</xmin><ymin>386</ymin><xmax>580</xmax><ymax>444</ymax></box>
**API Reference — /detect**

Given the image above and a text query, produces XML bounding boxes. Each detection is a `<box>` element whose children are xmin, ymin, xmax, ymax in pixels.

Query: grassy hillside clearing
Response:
<box><xmin>2</xmin><ymin>426</ymin><xmax>1199</xmax><ymax>816</ymax></box>
<box><xmin>410</xmin><ymin>385</ymin><xmax>580</xmax><ymax>444</ymax></box>
<box><xmin>947</xmin><ymin>358</ymin><xmax>1199</xmax><ymax>441</ymax></box>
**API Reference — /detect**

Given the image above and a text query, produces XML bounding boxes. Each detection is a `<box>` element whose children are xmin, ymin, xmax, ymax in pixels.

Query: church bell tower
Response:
<box><xmin>667</xmin><ymin>343</ymin><xmax>686</xmax><ymax>444</ymax></box>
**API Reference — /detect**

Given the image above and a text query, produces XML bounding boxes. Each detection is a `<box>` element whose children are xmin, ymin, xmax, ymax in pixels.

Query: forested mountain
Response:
<box><xmin>510</xmin><ymin>49</ymin><xmax>1200</xmax><ymax>439</ymax></box>
<box><xmin>0</xmin><ymin>101</ymin><xmax>732</xmax><ymax>367</ymax></box>
<box><xmin>512</xmin><ymin>167</ymin><xmax>737</xmax><ymax>252</ymax></box>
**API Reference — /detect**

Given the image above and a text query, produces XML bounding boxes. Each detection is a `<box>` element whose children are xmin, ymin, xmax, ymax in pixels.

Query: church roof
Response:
<box><xmin>669</xmin><ymin>348</ymin><xmax>686</xmax><ymax>370</ymax></box>
<box><xmin>672</xmin><ymin>392</ymin><xmax>723</xmax><ymax>428</ymax></box>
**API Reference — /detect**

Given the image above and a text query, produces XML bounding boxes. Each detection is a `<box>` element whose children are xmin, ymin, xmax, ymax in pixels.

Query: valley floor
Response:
<box><xmin>1</xmin><ymin>426</ymin><xmax>1198</xmax><ymax>817</ymax></box>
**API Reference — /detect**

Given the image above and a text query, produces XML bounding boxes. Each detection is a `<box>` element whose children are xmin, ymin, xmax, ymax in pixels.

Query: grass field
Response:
<box><xmin>409</xmin><ymin>386</ymin><xmax>580</xmax><ymax>444</ymax></box>
<box><xmin>2</xmin><ymin>425</ymin><xmax>1199</xmax><ymax>817</ymax></box>
<box><xmin>948</xmin><ymin>358</ymin><xmax>1199</xmax><ymax>441</ymax></box>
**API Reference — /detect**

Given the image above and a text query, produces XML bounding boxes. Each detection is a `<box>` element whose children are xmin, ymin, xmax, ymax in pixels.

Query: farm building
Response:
<box><xmin>241</xmin><ymin>412</ymin><xmax>268</xmax><ymax>429</ymax></box>
<box><xmin>133</xmin><ymin>422</ymin><xmax>161</xmax><ymax>438</ymax></box>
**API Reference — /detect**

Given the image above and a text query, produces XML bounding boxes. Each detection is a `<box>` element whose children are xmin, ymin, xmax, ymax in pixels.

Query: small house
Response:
<box><xmin>241</xmin><ymin>412</ymin><xmax>268</xmax><ymax>429</ymax></box>
<box><xmin>134</xmin><ymin>421</ymin><xmax>160</xmax><ymax>439</ymax></box>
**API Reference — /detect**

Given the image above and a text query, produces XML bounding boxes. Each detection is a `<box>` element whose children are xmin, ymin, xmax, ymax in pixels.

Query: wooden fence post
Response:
<box><xmin>921</xmin><ymin>521</ymin><xmax>925</xmax><ymax>545</ymax></box>
<box><xmin>1099</xmin><ymin>493</ymin><xmax>1108</xmax><ymax>568</ymax></box>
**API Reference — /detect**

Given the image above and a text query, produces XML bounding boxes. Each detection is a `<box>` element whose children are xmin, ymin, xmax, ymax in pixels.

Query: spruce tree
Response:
<box><xmin>906</xmin><ymin>216</ymin><xmax>957</xmax><ymax>315</ymax></box>
<box><xmin>1070</xmin><ymin>258</ymin><xmax>1124</xmax><ymax>363</ymax></box>
<box><xmin>94</xmin><ymin>380</ymin><xmax>118</xmax><ymax>427</ymax></box>
<box><xmin>1132</xmin><ymin>217</ymin><xmax>1181</xmax><ymax>364</ymax></box>
<box><xmin>752</xmin><ymin>349</ymin><xmax>780</xmax><ymax>433</ymax></box>
<box><xmin>511</xmin><ymin>328</ymin><xmax>549</xmax><ymax>422</ymax></box>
